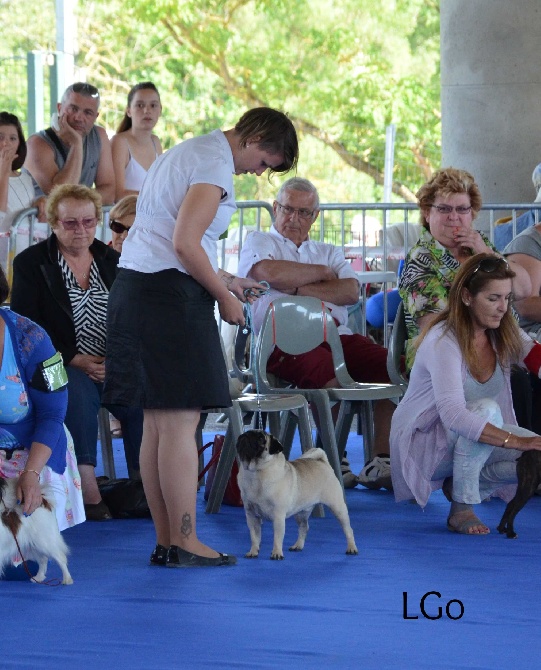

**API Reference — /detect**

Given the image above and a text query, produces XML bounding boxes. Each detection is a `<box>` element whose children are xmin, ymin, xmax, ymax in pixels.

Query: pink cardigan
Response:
<box><xmin>390</xmin><ymin>322</ymin><xmax>534</xmax><ymax>506</ymax></box>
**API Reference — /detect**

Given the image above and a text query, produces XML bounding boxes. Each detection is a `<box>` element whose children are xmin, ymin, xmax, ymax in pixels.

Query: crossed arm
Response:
<box><xmin>250</xmin><ymin>259</ymin><xmax>359</xmax><ymax>305</ymax></box>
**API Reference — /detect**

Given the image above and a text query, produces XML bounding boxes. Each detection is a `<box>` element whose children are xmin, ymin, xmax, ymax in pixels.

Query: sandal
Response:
<box><xmin>447</xmin><ymin>511</ymin><xmax>490</xmax><ymax>535</ymax></box>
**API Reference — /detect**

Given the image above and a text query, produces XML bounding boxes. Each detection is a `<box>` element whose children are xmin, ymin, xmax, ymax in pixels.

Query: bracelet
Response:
<box><xmin>20</xmin><ymin>469</ymin><xmax>40</xmax><ymax>478</ymax></box>
<box><xmin>502</xmin><ymin>432</ymin><xmax>513</xmax><ymax>447</ymax></box>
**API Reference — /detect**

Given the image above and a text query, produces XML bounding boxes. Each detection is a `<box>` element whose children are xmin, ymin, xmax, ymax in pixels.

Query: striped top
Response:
<box><xmin>58</xmin><ymin>251</ymin><xmax>108</xmax><ymax>356</ymax></box>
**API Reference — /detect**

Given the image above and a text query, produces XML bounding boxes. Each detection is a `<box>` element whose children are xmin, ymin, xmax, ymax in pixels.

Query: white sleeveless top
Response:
<box><xmin>124</xmin><ymin>138</ymin><xmax>159</xmax><ymax>192</ymax></box>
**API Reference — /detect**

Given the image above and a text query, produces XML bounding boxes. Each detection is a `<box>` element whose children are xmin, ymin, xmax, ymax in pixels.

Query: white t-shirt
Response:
<box><xmin>237</xmin><ymin>225</ymin><xmax>360</xmax><ymax>334</ymax></box>
<box><xmin>120</xmin><ymin>129</ymin><xmax>236</xmax><ymax>273</ymax></box>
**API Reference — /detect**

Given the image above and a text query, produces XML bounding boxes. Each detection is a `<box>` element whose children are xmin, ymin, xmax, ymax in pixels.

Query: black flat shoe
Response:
<box><xmin>166</xmin><ymin>545</ymin><xmax>237</xmax><ymax>568</ymax></box>
<box><xmin>84</xmin><ymin>500</ymin><xmax>112</xmax><ymax>521</ymax></box>
<box><xmin>149</xmin><ymin>544</ymin><xmax>168</xmax><ymax>566</ymax></box>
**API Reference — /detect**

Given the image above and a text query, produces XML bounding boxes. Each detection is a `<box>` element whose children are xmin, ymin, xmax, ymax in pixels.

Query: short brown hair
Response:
<box><xmin>46</xmin><ymin>184</ymin><xmax>102</xmax><ymax>229</ymax></box>
<box><xmin>416</xmin><ymin>167</ymin><xmax>482</xmax><ymax>229</ymax></box>
<box><xmin>235</xmin><ymin>107</ymin><xmax>298</xmax><ymax>175</ymax></box>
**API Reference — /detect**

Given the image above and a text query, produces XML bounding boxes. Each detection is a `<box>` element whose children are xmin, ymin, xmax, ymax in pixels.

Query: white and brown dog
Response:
<box><xmin>0</xmin><ymin>478</ymin><xmax>73</xmax><ymax>584</ymax></box>
<box><xmin>236</xmin><ymin>430</ymin><xmax>358</xmax><ymax>560</ymax></box>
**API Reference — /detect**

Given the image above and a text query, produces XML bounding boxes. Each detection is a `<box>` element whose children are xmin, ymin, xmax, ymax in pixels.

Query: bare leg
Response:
<box><xmin>373</xmin><ymin>399</ymin><xmax>393</xmax><ymax>456</ymax></box>
<box><xmin>78</xmin><ymin>464</ymin><xmax>102</xmax><ymax>504</ymax></box>
<box><xmin>140</xmin><ymin>409</ymin><xmax>170</xmax><ymax>547</ymax></box>
<box><xmin>145</xmin><ymin>408</ymin><xmax>222</xmax><ymax>558</ymax></box>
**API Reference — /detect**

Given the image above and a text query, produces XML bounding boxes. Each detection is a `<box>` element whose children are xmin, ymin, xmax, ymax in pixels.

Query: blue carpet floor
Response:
<box><xmin>3</xmin><ymin>432</ymin><xmax>541</xmax><ymax>669</ymax></box>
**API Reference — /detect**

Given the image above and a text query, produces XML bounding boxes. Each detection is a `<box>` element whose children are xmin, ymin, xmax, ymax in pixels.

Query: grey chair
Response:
<box><xmin>204</xmin><ymin>393</ymin><xmax>315</xmax><ymax>514</ymax></box>
<box><xmin>205</xmin><ymin>323</ymin><xmax>316</xmax><ymax>514</ymax></box>
<box><xmin>386</xmin><ymin>300</ymin><xmax>409</xmax><ymax>390</ymax></box>
<box><xmin>255</xmin><ymin>297</ymin><xmax>404</xmax><ymax>475</ymax></box>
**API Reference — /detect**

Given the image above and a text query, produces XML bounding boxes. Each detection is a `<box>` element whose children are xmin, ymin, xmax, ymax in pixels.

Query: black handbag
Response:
<box><xmin>98</xmin><ymin>478</ymin><xmax>151</xmax><ymax>519</ymax></box>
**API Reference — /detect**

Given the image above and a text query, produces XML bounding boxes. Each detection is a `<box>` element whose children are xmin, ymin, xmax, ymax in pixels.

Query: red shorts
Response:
<box><xmin>267</xmin><ymin>333</ymin><xmax>390</xmax><ymax>389</ymax></box>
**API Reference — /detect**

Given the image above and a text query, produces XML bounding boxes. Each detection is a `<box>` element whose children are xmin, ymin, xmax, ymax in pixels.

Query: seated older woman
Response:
<box><xmin>10</xmin><ymin>184</ymin><xmax>143</xmax><ymax>520</ymax></box>
<box><xmin>399</xmin><ymin>167</ymin><xmax>533</xmax><ymax>429</ymax></box>
<box><xmin>0</xmin><ymin>264</ymin><xmax>84</xmax><ymax>531</ymax></box>
<box><xmin>108</xmin><ymin>194</ymin><xmax>136</xmax><ymax>254</ymax></box>
<box><xmin>391</xmin><ymin>254</ymin><xmax>541</xmax><ymax>535</ymax></box>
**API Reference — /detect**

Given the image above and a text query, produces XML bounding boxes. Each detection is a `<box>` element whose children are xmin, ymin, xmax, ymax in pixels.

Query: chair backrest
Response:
<box><xmin>231</xmin><ymin>311</ymin><xmax>253</xmax><ymax>385</ymax></box>
<box><xmin>386</xmin><ymin>300</ymin><xmax>408</xmax><ymax>389</ymax></box>
<box><xmin>255</xmin><ymin>296</ymin><xmax>355</xmax><ymax>390</ymax></box>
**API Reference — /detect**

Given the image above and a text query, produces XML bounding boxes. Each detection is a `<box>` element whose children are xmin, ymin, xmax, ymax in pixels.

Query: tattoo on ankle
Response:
<box><xmin>180</xmin><ymin>513</ymin><xmax>192</xmax><ymax>538</ymax></box>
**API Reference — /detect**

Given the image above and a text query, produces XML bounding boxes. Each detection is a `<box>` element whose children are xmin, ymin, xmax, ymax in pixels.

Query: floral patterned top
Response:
<box><xmin>0</xmin><ymin>328</ymin><xmax>29</xmax><ymax>453</ymax></box>
<box><xmin>398</xmin><ymin>227</ymin><xmax>496</xmax><ymax>370</ymax></box>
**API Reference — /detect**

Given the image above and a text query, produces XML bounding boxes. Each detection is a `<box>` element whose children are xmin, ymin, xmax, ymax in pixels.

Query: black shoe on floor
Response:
<box><xmin>149</xmin><ymin>544</ymin><xmax>168</xmax><ymax>566</ymax></box>
<box><xmin>166</xmin><ymin>545</ymin><xmax>237</xmax><ymax>568</ymax></box>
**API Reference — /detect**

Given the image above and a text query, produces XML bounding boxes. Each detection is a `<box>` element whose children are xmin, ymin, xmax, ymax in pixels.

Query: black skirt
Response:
<box><xmin>103</xmin><ymin>268</ymin><xmax>231</xmax><ymax>410</ymax></box>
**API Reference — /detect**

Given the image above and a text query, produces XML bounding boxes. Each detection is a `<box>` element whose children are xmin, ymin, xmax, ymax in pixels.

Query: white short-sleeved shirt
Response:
<box><xmin>119</xmin><ymin>129</ymin><xmax>236</xmax><ymax>273</ymax></box>
<box><xmin>237</xmin><ymin>225</ymin><xmax>360</xmax><ymax>334</ymax></box>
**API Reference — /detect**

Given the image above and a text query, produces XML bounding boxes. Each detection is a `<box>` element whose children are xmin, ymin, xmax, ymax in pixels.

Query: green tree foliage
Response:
<box><xmin>119</xmin><ymin>0</ymin><xmax>441</xmax><ymax>200</ymax></box>
<box><xmin>0</xmin><ymin>0</ymin><xmax>441</xmax><ymax>203</ymax></box>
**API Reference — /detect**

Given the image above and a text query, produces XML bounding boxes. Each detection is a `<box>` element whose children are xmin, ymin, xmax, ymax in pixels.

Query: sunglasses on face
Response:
<box><xmin>57</xmin><ymin>217</ymin><xmax>97</xmax><ymax>230</ymax></box>
<box><xmin>109</xmin><ymin>220</ymin><xmax>131</xmax><ymax>234</ymax></box>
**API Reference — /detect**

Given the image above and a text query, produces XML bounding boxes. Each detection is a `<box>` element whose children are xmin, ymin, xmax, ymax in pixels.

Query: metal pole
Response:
<box><xmin>26</xmin><ymin>51</ymin><xmax>45</xmax><ymax>135</ymax></box>
<box><xmin>383</xmin><ymin>124</ymin><xmax>396</xmax><ymax>203</ymax></box>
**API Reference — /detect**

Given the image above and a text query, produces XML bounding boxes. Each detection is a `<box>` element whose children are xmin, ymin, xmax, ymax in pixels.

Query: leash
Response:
<box><xmin>242</xmin><ymin>281</ymin><xmax>270</xmax><ymax>431</ymax></box>
<box><xmin>8</xmin><ymin>523</ymin><xmax>62</xmax><ymax>586</ymax></box>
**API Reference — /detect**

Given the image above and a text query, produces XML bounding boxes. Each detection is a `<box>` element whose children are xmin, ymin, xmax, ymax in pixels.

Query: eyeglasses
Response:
<box><xmin>431</xmin><ymin>204</ymin><xmax>472</xmax><ymax>215</ymax></box>
<box><xmin>109</xmin><ymin>220</ymin><xmax>131</xmax><ymax>234</ymax></box>
<box><xmin>471</xmin><ymin>256</ymin><xmax>509</xmax><ymax>277</ymax></box>
<box><xmin>57</xmin><ymin>217</ymin><xmax>97</xmax><ymax>230</ymax></box>
<box><xmin>276</xmin><ymin>202</ymin><xmax>316</xmax><ymax>220</ymax></box>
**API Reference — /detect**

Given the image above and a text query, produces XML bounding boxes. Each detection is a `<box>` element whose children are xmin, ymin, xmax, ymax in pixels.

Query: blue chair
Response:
<box><xmin>365</xmin><ymin>288</ymin><xmax>402</xmax><ymax>328</ymax></box>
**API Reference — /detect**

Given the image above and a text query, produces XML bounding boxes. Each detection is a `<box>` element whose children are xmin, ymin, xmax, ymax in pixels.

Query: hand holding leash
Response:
<box><xmin>17</xmin><ymin>469</ymin><xmax>42</xmax><ymax>516</ymax></box>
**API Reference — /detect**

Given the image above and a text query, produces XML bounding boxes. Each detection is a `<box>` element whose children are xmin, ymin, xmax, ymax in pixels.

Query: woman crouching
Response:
<box><xmin>391</xmin><ymin>253</ymin><xmax>541</xmax><ymax>534</ymax></box>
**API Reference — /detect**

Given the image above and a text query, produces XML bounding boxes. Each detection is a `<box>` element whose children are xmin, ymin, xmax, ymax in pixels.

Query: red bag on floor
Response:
<box><xmin>199</xmin><ymin>434</ymin><xmax>243</xmax><ymax>507</ymax></box>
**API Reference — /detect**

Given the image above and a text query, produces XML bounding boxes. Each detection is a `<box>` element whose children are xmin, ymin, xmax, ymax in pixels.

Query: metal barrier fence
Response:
<box><xmin>7</xmin><ymin>201</ymin><xmax>541</xmax><ymax>281</ymax></box>
<box><xmin>7</xmin><ymin>200</ymin><xmax>539</xmax><ymax>348</ymax></box>
<box><xmin>217</xmin><ymin>201</ymin><xmax>541</xmax><ymax>277</ymax></box>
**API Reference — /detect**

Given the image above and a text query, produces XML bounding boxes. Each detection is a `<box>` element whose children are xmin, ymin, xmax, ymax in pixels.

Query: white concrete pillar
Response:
<box><xmin>441</xmin><ymin>0</ymin><xmax>541</xmax><ymax>204</ymax></box>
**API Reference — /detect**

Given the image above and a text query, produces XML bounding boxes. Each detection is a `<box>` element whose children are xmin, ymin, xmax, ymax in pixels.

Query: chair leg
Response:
<box><xmin>280</xmin><ymin>412</ymin><xmax>299</xmax><ymax>459</ymax></box>
<box><xmin>311</xmin><ymin>395</ymin><xmax>343</xmax><ymax>488</ymax></box>
<box><xmin>205</xmin><ymin>407</ymin><xmax>243</xmax><ymax>514</ymax></box>
<box><xmin>359</xmin><ymin>402</ymin><xmax>375</xmax><ymax>462</ymax></box>
<box><xmin>98</xmin><ymin>407</ymin><xmax>116</xmax><ymax>479</ymax></box>
<box><xmin>196</xmin><ymin>413</ymin><xmax>207</xmax><ymax>484</ymax></box>
<box><xmin>267</xmin><ymin>412</ymin><xmax>282</xmax><ymax>440</ymax></box>
<box><xmin>335</xmin><ymin>401</ymin><xmax>355</xmax><ymax>462</ymax></box>
<box><xmin>295</xmin><ymin>401</ymin><xmax>324</xmax><ymax>518</ymax></box>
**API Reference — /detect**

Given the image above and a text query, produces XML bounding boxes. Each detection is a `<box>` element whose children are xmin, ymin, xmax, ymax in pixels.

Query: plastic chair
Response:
<box><xmin>386</xmin><ymin>300</ymin><xmax>409</xmax><ymax>390</ymax></box>
<box><xmin>255</xmin><ymin>297</ymin><xmax>404</xmax><ymax>476</ymax></box>
<box><xmin>205</xmin><ymin>323</ymin><xmax>316</xmax><ymax>514</ymax></box>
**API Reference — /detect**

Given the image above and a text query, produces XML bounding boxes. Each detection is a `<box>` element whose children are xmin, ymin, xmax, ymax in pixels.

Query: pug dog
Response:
<box><xmin>236</xmin><ymin>430</ymin><xmax>358</xmax><ymax>560</ymax></box>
